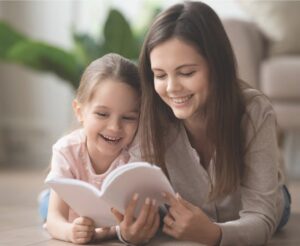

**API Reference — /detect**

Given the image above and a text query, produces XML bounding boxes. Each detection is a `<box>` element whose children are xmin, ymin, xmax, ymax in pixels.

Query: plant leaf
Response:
<box><xmin>73</xmin><ymin>33</ymin><xmax>104</xmax><ymax>65</ymax></box>
<box><xmin>103</xmin><ymin>9</ymin><xmax>139</xmax><ymax>59</ymax></box>
<box><xmin>7</xmin><ymin>41</ymin><xmax>82</xmax><ymax>88</ymax></box>
<box><xmin>0</xmin><ymin>21</ymin><xmax>27</xmax><ymax>58</ymax></box>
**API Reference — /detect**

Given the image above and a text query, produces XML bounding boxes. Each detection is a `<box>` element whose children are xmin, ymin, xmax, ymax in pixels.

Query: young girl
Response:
<box><xmin>45</xmin><ymin>53</ymin><xmax>159</xmax><ymax>244</ymax></box>
<box><xmin>138</xmin><ymin>1</ymin><xmax>291</xmax><ymax>245</ymax></box>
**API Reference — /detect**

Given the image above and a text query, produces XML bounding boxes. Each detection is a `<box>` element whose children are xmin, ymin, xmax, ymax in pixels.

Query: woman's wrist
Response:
<box><xmin>209</xmin><ymin>223</ymin><xmax>222</xmax><ymax>246</ymax></box>
<box><xmin>115</xmin><ymin>225</ymin><xmax>136</xmax><ymax>246</ymax></box>
<box><xmin>93</xmin><ymin>226</ymin><xmax>117</xmax><ymax>241</ymax></box>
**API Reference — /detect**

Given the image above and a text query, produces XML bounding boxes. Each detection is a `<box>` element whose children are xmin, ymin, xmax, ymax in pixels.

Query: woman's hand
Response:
<box><xmin>111</xmin><ymin>193</ymin><xmax>160</xmax><ymax>245</ymax></box>
<box><xmin>67</xmin><ymin>217</ymin><xmax>95</xmax><ymax>244</ymax></box>
<box><xmin>162</xmin><ymin>192</ymin><xmax>221</xmax><ymax>246</ymax></box>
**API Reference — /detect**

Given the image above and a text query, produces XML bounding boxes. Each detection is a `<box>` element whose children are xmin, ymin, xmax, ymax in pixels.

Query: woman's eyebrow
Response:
<box><xmin>152</xmin><ymin>64</ymin><xmax>199</xmax><ymax>71</ymax></box>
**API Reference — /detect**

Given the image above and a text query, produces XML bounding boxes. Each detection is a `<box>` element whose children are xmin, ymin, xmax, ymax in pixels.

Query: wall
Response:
<box><xmin>0</xmin><ymin>1</ymin><xmax>75</xmax><ymax>168</ymax></box>
<box><xmin>0</xmin><ymin>0</ymin><xmax>250</xmax><ymax>169</ymax></box>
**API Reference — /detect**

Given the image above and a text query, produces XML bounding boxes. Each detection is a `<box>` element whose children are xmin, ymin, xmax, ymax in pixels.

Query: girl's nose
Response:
<box><xmin>108</xmin><ymin>118</ymin><xmax>122</xmax><ymax>131</ymax></box>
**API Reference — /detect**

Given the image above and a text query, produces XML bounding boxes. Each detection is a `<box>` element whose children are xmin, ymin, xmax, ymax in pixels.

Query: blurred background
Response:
<box><xmin>0</xmin><ymin>0</ymin><xmax>299</xmax><ymax>229</ymax></box>
<box><xmin>0</xmin><ymin>0</ymin><xmax>253</xmax><ymax>171</ymax></box>
<box><xmin>0</xmin><ymin>0</ymin><xmax>300</xmax><ymax>246</ymax></box>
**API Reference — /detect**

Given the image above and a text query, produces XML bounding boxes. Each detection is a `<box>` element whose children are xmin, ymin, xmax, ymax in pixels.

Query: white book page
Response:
<box><xmin>101</xmin><ymin>162</ymin><xmax>175</xmax><ymax>217</ymax></box>
<box><xmin>46</xmin><ymin>178</ymin><xmax>116</xmax><ymax>227</ymax></box>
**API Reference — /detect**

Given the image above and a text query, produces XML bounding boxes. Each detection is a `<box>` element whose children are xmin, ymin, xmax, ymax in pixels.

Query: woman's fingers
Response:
<box><xmin>134</xmin><ymin>197</ymin><xmax>153</xmax><ymax>229</ymax></box>
<box><xmin>177</xmin><ymin>193</ymin><xmax>197</xmax><ymax>211</ymax></box>
<box><xmin>123</xmin><ymin>193</ymin><xmax>139</xmax><ymax>225</ymax></box>
<box><xmin>163</xmin><ymin>214</ymin><xmax>175</xmax><ymax>227</ymax></box>
<box><xmin>162</xmin><ymin>192</ymin><xmax>178</xmax><ymax>206</ymax></box>
<box><xmin>146</xmin><ymin>200</ymin><xmax>158</xmax><ymax>228</ymax></box>
<box><xmin>111</xmin><ymin>207</ymin><xmax>124</xmax><ymax>223</ymax></box>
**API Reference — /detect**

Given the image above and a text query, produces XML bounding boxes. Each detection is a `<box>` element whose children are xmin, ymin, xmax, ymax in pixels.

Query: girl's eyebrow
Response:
<box><xmin>94</xmin><ymin>105</ymin><xmax>140</xmax><ymax>113</ymax></box>
<box><xmin>94</xmin><ymin>105</ymin><xmax>109</xmax><ymax>109</ymax></box>
<box><xmin>152</xmin><ymin>64</ymin><xmax>199</xmax><ymax>71</ymax></box>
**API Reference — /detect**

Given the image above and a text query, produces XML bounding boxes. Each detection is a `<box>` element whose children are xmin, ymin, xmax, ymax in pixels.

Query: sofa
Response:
<box><xmin>222</xmin><ymin>18</ymin><xmax>300</xmax><ymax>131</ymax></box>
<box><xmin>221</xmin><ymin>1</ymin><xmax>300</xmax><ymax>178</ymax></box>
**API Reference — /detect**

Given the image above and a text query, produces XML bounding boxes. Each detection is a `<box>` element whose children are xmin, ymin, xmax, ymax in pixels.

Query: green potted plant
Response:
<box><xmin>0</xmin><ymin>8</ymin><xmax>142</xmax><ymax>89</ymax></box>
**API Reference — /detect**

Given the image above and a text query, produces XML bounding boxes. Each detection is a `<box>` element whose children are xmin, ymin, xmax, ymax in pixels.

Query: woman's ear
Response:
<box><xmin>72</xmin><ymin>99</ymin><xmax>84</xmax><ymax>124</ymax></box>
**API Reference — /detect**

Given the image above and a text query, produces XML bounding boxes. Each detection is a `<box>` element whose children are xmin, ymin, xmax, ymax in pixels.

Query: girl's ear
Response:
<box><xmin>72</xmin><ymin>99</ymin><xmax>84</xmax><ymax>124</ymax></box>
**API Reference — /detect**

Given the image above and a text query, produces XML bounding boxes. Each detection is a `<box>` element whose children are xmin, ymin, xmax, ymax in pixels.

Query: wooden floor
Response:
<box><xmin>0</xmin><ymin>168</ymin><xmax>300</xmax><ymax>246</ymax></box>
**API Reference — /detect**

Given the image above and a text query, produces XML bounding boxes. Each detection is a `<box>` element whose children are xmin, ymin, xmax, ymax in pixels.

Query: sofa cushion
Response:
<box><xmin>260</xmin><ymin>56</ymin><xmax>300</xmax><ymax>100</ymax></box>
<box><xmin>238</xmin><ymin>0</ymin><xmax>300</xmax><ymax>56</ymax></box>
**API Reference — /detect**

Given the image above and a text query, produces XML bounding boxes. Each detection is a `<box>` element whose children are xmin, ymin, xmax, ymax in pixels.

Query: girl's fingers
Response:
<box><xmin>123</xmin><ymin>193</ymin><xmax>139</xmax><ymax>225</ymax></box>
<box><xmin>74</xmin><ymin>230</ymin><xmax>94</xmax><ymax>239</ymax></box>
<box><xmin>73</xmin><ymin>224</ymin><xmax>95</xmax><ymax>233</ymax></box>
<box><xmin>74</xmin><ymin>216</ymin><xmax>94</xmax><ymax>226</ymax></box>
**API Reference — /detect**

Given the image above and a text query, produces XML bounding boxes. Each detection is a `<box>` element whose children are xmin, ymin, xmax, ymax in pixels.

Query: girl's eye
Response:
<box><xmin>96</xmin><ymin>112</ymin><xmax>108</xmax><ymax>117</ymax></box>
<box><xmin>122</xmin><ymin>116</ymin><xmax>138</xmax><ymax>121</ymax></box>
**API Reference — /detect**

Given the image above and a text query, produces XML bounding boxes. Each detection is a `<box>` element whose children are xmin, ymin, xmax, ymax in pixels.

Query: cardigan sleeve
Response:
<box><xmin>217</xmin><ymin>94</ymin><xmax>284</xmax><ymax>246</ymax></box>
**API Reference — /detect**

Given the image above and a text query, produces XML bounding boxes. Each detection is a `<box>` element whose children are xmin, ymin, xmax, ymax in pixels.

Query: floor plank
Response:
<box><xmin>0</xmin><ymin>168</ymin><xmax>300</xmax><ymax>245</ymax></box>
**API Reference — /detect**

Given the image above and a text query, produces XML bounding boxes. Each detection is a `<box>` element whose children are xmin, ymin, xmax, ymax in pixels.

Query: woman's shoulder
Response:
<box><xmin>242</xmin><ymin>86</ymin><xmax>275</xmax><ymax>122</ymax></box>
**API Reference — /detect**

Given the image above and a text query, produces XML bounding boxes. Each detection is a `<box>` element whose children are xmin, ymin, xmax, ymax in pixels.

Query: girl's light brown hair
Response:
<box><xmin>76</xmin><ymin>53</ymin><xmax>140</xmax><ymax>105</ymax></box>
<box><xmin>139</xmin><ymin>1</ymin><xmax>246</xmax><ymax>200</ymax></box>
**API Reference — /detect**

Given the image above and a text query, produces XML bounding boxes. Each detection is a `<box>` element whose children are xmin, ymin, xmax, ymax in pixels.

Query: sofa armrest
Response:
<box><xmin>222</xmin><ymin>18</ymin><xmax>265</xmax><ymax>88</ymax></box>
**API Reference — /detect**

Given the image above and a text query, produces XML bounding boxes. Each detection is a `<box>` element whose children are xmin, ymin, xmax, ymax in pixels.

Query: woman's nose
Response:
<box><xmin>166</xmin><ymin>77</ymin><xmax>182</xmax><ymax>93</ymax></box>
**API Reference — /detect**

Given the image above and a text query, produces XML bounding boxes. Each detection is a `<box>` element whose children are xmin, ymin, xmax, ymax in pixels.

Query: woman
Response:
<box><xmin>138</xmin><ymin>1</ymin><xmax>290</xmax><ymax>245</ymax></box>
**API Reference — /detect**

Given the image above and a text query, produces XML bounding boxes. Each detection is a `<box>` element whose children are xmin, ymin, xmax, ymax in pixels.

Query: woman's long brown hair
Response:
<box><xmin>139</xmin><ymin>1</ymin><xmax>246</xmax><ymax>199</ymax></box>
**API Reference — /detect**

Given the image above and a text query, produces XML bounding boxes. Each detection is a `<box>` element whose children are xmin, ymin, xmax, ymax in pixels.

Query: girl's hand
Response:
<box><xmin>162</xmin><ymin>192</ymin><xmax>221</xmax><ymax>246</ymax></box>
<box><xmin>67</xmin><ymin>217</ymin><xmax>95</xmax><ymax>244</ymax></box>
<box><xmin>111</xmin><ymin>193</ymin><xmax>160</xmax><ymax>245</ymax></box>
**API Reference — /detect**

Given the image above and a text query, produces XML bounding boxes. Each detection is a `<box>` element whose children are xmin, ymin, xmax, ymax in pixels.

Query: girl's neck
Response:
<box><xmin>90</xmin><ymin>154</ymin><xmax>116</xmax><ymax>175</ymax></box>
<box><xmin>86</xmin><ymin>142</ymin><xmax>119</xmax><ymax>175</ymax></box>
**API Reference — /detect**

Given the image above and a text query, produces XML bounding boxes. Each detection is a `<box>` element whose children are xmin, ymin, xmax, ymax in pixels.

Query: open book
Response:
<box><xmin>45</xmin><ymin>162</ymin><xmax>175</xmax><ymax>227</ymax></box>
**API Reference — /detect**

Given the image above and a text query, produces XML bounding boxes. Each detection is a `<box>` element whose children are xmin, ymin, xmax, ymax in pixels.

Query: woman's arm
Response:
<box><xmin>216</xmin><ymin>95</ymin><xmax>284</xmax><ymax>246</ymax></box>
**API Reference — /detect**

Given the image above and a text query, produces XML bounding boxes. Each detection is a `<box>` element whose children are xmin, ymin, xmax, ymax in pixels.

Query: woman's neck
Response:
<box><xmin>183</xmin><ymin>117</ymin><xmax>212</xmax><ymax>169</ymax></box>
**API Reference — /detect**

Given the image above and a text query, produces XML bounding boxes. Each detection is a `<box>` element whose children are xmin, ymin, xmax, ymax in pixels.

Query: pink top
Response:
<box><xmin>46</xmin><ymin>128</ymin><xmax>132</xmax><ymax>222</ymax></box>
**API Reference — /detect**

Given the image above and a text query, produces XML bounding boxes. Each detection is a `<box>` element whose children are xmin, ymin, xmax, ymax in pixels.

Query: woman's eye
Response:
<box><xmin>180</xmin><ymin>71</ymin><xmax>195</xmax><ymax>77</ymax></box>
<box><xmin>154</xmin><ymin>74</ymin><xmax>166</xmax><ymax>80</ymax></box>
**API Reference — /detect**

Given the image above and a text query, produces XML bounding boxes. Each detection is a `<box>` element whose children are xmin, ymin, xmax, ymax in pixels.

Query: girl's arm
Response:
<box><xmin>46</xmin><ymin>190</ymin><xmax>95</xmax><ymax>244</ymax></box>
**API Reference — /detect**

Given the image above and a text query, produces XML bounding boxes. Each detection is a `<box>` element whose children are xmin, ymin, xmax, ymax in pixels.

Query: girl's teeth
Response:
<box><xmin>102</xmin><ymin>135</ymin><xmax>121</xmax><ymax>141</ymax></box>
